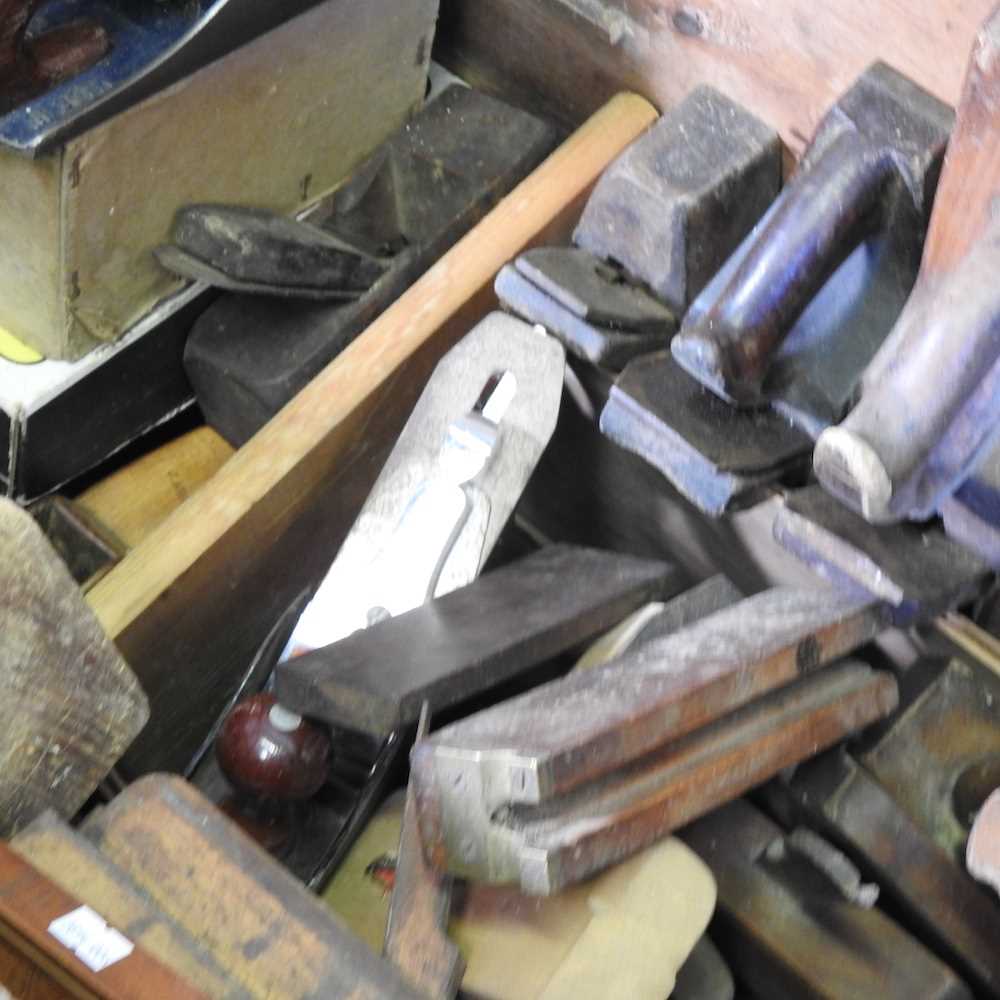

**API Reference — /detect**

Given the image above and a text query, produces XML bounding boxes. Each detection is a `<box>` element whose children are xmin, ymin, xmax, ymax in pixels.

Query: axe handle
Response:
<box><xmin>815</xmin><ymin>5</ymin><xmax>1000</xmax><ymax>522</ymax></box>
<box><xmin>671</xmin><ymin>129</ymin><xmax>895</xmax><ymax>406</ymax></box>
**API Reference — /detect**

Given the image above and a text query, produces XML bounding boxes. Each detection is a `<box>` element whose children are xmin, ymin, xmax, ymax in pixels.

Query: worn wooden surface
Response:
<box><xmin>922</xmin><ymin>6</ymin><xmax>1000</xmax><ymax>273</ymax></box>
<box><xmin>436</xmin><ymin>0</ymin><xmax>991</xmax><ymax>163</ymax></box>
<box><xmin>81</xmin><ymin>776</ymin><xmax>422</xmax><ymax>999</ymax></box>
<box><xmin>503</xmin><ymin>661</ymin><xmax>899</xmax><ymax>894</ymax></box>
<box><xmin>422</xmin><ymin>586</ymin><xmax>888</xmax><ymax>804</ymax></box>
<box><xmin>0</xmin><ymin>840</ymin><xmax>206</xmax><ymax>1000</ymax></box>
<box><xmin>85</xmin><ymin>93</ymin><xmax>660</xmax><ymax>777</ymax></box>
<box><xmin>12</xmin><ymin>813</ymin><xmax>242</xmax><ymax>999</ymax></box>
<box><xmin>0</xmin><ymin>499</ymin><xmax>147</xmax><ymax>837</ymax></box>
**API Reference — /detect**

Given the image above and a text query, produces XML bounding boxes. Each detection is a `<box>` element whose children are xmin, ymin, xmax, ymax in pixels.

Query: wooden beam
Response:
<box><xmin>436</xmin><ymin>0</ymin><xmax>992</xmax><ymax>160</ymax></box>
<box><xmin>86</xmin><ymin>93</ymin><xmax>659</xmax><ymax>776</ymax></box>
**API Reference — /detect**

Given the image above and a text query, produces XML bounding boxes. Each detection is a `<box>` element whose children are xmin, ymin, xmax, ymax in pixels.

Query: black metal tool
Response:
<box><xmin>601</xmin><ymin>64</ymin><xmax>951</xmax><ymax>516</ymax></box>
<box><xmin>155</xmin><ymin>205</ymin><xmax>388</xmax><ymax>299</ymax></box>
<box><xmin>573</xmin><ymin>85</ymin><xmax>781</xmax><ymax>313</ymax></box>
<box><xmin>184</xmin><ymin>84</ymin><xmax>560</xmax><ymax>446</ymax></box>
<box><xmin>764</xmin><ymin>748</ymin><xmax>1000</xmax><ymax>998</ymax></box>
<box><xmin>495</xmin><ymin>86</ymin><xmax>780</xmax><ymax>371</ymax></box>
<box><xmin>672</xmin><ymin>62</ymin><xmax>951</xmax><ymax>411</ymax></box>
<box><xmin>773</xmin><ymin>484</ymin><xmax>991</xmax><ymax>624</ymax></box>
<box><xmin>682</xmin><ymin>799</ymin><xmax>976</xmax><ymax>1000</ymax></box>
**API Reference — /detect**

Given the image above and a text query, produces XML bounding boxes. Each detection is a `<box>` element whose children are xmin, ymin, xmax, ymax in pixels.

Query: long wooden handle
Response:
<box><xmin>815</xmin><ymin>6</ymin><xmax>1000</xmax><ymax>522</ymax></box>
<box><xmin>87</xmin><ymin>93</ymin><xmax>660</xmax><ymax>776</ymax></box>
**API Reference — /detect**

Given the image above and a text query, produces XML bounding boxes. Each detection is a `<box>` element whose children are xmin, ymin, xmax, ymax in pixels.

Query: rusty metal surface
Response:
<box><xmin>574</xmin><ymin>84</ymin><xmax>780</xmax><ymax>312</ymax></box>
<box><xmin>683</xmin><ymin>799</ymin><xmax>975</xmax><ymax>1000</ymax></box>
<box><xmin>413</xmin><ymin>661</ymin><xmax>896</xmax><ymax>894</ymax></box>
<box><xmin>770</xmin><ymin>749</ymin><xmax>1000</xmax><ymax>996</ymax></box>
<box><xmin>385</xmin><ymin>707</ymin><xmax>464</xmax><ymax>1000</ymax></box>
<box><xmin>672</xmin><ymin>62</ymin><xmax>951</xmax><ymax>408</ymax></box>
<box><xmin>862</xmin><ymin>657</ymin><xmax>1000</xmax><ymax>864</ymax></box>
<box><xmin>773</xmin><ymin>484</ymin><xmax>991</xmax><ymax>624</ymax></box>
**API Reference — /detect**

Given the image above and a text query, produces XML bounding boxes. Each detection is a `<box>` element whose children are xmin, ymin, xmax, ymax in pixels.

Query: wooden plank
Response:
<box><xmin>0</xmin><ymin>499</ymin><xmax>147</xmax><ymax>837</ymax></box>
<box><xmin>84</xmin><ymin>93</ymin><xmax>660</xmax><ymax>776</ymax></box>
<box><xmin>80</xmin><ymin>776</ymin><xmax>422</xmax><ymax>999</ymax></box>
<box><xmin>0</xmin><ymin>841</ymin><xmax>206</xmax><ymax>1000</ymax></box>
<box><xmin>436</xmin><ymin>0</ymin><xmax>992</xmax><ymax>161</ymax></box>
<box><xmin>12</xmin><ymin>813</ymin><xmax>243</xmax><ymax>999</ymax></box>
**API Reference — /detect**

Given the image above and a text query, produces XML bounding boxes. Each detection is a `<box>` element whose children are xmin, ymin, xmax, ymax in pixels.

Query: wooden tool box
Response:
<box><xmin>5</xmin><ymin>0</ymin><xmax>1000</xmax><ymax>994</ymax></box>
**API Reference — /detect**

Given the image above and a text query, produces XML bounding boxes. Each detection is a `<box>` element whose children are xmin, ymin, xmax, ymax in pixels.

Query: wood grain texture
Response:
<box><xmin>922</xmin><ymin>4</ymin><xmax>1000</xmax><ymax>272</ymax></box>
<box><xmin>436</xmin><ymin>0</ymin><xmax>991</xmax><ymax>162</ymax></box>
<box><xmin>76</xmin><ymin>427</ymin><xmax>234</xmax><ymax>549</ymax></box>
<box><xmin>0</xmin><ymin>499</ymin><xmax>147</xmax><ymax>837</ymax></box>
<box><xmin>80</xmin><ymin>776</ymin><xmax>423</xmax><ymax>999</ymax></box>
<box><xmin>85</xmin><ymin>94</ymin><xmax>659</xmax><ymax>777</ymax></box>
<box><xmin>11</xmin><ymin>813</ymin><xmax>243</xmax><ymax>999</ymax></box>
<box><xmin>0</xmin><ymin>841</ymin><xmax>206</xmax><ymax>1000</ymax></box>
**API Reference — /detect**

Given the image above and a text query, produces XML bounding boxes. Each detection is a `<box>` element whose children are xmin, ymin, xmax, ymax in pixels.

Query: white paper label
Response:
<box><xmin>48</xmin><ymin>905</ymin><xmax>134</xmax><ymax>972</ymax></box>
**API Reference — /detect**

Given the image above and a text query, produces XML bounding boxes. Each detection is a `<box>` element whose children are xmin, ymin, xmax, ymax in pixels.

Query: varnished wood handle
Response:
<box><xmin>814</xmin><ymin>5</ymin><xmax>1000</xmax><ymax>523</ymax></box>
<box><xmin>671</xmin><ymin>129</ymin><xmax>894</xmax><ymax>405</ymax></box>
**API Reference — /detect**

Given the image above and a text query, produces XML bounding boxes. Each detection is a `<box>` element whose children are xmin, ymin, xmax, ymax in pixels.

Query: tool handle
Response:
<box><xmin>671</xmin><ymin>130</ymin><xmax>896</xmax><ymax>405</ymax></box>
<box><xmin>814</xmin><ymin>5</ymin><xmax>1000</xmax><ymax>522</ymax></box>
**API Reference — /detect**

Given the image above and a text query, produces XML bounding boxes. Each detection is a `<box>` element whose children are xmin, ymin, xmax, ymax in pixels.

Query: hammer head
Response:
<box><xmin>574</xmin><ymin>85</ymin><xmax>781</xmax><ymax>312</ymax></box>
<box><xmin>806</xmin><ymin>62</ymin><xmax>952</xmax><ymax>216</ymax></box>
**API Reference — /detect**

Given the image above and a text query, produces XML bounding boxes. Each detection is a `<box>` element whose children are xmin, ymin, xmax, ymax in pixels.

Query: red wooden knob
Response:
<box><xmin>216</xmin><ymin>693</ymin><xmax>330</xmax><ymax>801</ymax></box>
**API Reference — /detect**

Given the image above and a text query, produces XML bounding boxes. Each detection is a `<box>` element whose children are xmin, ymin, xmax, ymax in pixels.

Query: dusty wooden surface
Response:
<box><xmin>80</xmin><ymin>776</ymin><xmax>422</xmax><ymax>999</ymax></box>
<box><xmin>12</xmin><ymin>812</ymin><xmax>242</xmax><ymax>998</ymax></box>
<box><xmin>0</xmin><ymin>499</ymin><xmax>147</xmax><ymax>837</ymax></box>
<box><xmin>85</xmin><ymin>93</ymin><xmax>660</xmax><ymax>777</ymax></box>
<box><xmin>0</xmin><ymin>840</ymin><xmax>206</xmax><ymax>999</ymax></box>
<box><xmin>436</xmin><ymin>0</ymin><xmax>992</xmax><ymax>164</ymax></box>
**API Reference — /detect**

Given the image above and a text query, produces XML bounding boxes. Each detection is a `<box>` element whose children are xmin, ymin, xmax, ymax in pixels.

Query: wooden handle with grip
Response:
<box><xmin>815</xmin><ymin>6</ymin><xmax>1000</xmax><ymax>522</ymax></box>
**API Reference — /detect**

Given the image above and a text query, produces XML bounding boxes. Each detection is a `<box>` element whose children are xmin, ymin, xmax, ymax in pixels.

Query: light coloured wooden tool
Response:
<box><xmin>0</xmin><ymin>498</ymin><xmax>147</xmax><ymax>837</ymax></box>
<box><xmin>76</xmin><ymin>426</ymin><xmax>234</xmax><ymax>549</ymax></box>
<box><xmin>85</xmin><ymin>92</ymin><xmax>660</xmax><ymax>777</ymax></box>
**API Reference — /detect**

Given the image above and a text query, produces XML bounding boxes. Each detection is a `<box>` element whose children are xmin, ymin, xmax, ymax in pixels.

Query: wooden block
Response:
<box><xmin>0</xmin><ymin>498</ymin><xmax>147</xmax><ymax>837</ymax></box>
<box><xmin>436</xmin><ymin>0</ymin><xmax>990</xmax><ymax>162</ymax></box>
<box><xmin>85</xmin><ymin>93</ymin><xmax>660</xmax><ymax>777</ymax></box>
<box><xmin>0</xmin><ymin>0</ymin><xmax>436</xmax><ymax>359</ymax></box>
<box><xmin>0</xmin><ymin>840</ymin><xmax>206</xmax><ymax>999</ymax></box>
<box><xmin>80</xmin><ymin>775</ymin><xmax>423</xmax><ymax>999</ymax></box>
<box><xmin>11</xmin><ymin>812</ymin><xmax>242</xmax><ymax>999</ymax></box>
